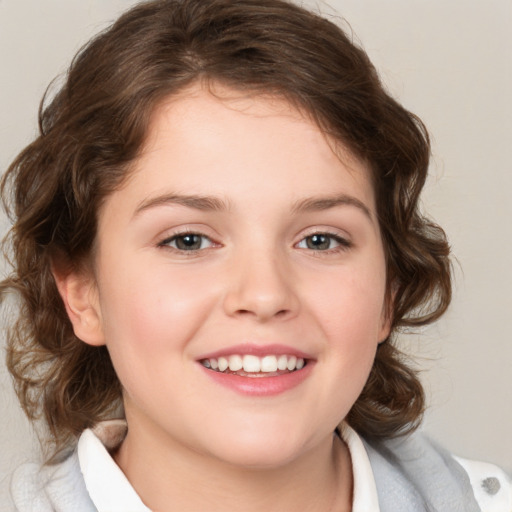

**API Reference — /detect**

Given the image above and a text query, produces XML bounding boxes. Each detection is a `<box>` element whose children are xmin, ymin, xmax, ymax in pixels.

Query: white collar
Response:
<box><xmin>341</xmin><ymin>423</ymin><xmax>381</xmax><ymax>512</ymax></box>
<box><xmin>78</xmin><ymin>420</ymin><xmax>150</xmax><ymax>512</ymax></box>
<box><xmin>78</xmin><ymin>420</ymin><xmax>380</xmax><ymax>512</ymax></box>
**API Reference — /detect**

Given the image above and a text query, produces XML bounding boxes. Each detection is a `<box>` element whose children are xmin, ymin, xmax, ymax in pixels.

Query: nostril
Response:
<box><xmin>233</xmin><ymin>308</ymin><xmax>292</xmax><ymax>321</ymax></box>
<box><xmin>235</xmin><ymin>309</ymin><xmax>253</xmax><ymax>316</ymax></box>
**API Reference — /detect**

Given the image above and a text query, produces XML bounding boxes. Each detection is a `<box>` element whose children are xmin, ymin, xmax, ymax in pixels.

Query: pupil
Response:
<box><xmin>308</xmin><ymin>234</ymin><xmax>330</xmax><ymax>250</ymax></box>
<box><xmin>177</xmin><ymin>234</ymin><xmax>201</xmax><ymax>250</ymax></box>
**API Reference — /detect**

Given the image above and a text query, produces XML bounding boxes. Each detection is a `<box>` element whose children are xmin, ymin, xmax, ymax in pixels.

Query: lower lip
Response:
<box><xmin>199</xmin><ymin>363</ymin><xmax>314</xmax><ymax>396</ymax></box>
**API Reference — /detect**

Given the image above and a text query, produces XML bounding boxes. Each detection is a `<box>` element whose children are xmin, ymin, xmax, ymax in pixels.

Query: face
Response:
<box><xmin>66</xmin><ymin>83</ymin><xmax>390</xmax><ymax>469</ymax></box>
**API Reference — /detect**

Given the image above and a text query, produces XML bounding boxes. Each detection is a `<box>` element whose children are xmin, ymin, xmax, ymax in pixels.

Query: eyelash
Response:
<box><xmin>157</xmin><ymin>230</ymin><xmax>217</xmax><ymax>253</ymax></box>
<box><xmin>157</xmin><ymin>230</ymin><xmax>352</xmax><ymax>255</ymax></box>
<box><xmin>298</xmin><ymin>232</ymin><xmax>352</xmax><ymax>252</ymax></box>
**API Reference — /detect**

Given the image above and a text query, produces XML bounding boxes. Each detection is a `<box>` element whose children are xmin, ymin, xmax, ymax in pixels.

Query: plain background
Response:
<box><xmin>1</xmin><ymin>0</ymin><xmax>511</xmax><ymax>506</ymax></box>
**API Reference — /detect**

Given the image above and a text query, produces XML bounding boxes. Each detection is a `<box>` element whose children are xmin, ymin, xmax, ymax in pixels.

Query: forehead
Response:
<box><xmin>107</xmin><ymin>82</ymin><xmax>376</xmax><ymax>218</ymax></box>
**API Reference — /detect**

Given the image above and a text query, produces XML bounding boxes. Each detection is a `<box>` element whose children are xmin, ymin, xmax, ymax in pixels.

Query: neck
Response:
<box><xmin>114</xmin><ymin>415</ymin><xmax>353</xmax><ymax>512</ymax></box>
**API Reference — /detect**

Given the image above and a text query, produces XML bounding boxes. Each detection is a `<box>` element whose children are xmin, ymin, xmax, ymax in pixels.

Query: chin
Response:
<box><xmin>214</xmin><ymin>444</ymin><xmax>303</xmax><ymax>470</ymax></box>
<box><xmin>203</xmin><ymin>423</ymin><xmax>317</xmax><ymax>470</ymax></box>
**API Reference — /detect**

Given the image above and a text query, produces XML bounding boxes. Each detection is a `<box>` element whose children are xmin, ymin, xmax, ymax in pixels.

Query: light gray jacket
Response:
<box><xmin>10</xmin><ymin>432</ymin><xmax>506</xmax><ymax>511</ymax></box>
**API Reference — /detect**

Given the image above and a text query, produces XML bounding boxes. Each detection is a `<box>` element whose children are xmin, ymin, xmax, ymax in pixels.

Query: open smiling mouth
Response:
<box><xmin>200</xmin><ymin>354</ymin><xmax>307</xmax><ymax>377</ymax></box>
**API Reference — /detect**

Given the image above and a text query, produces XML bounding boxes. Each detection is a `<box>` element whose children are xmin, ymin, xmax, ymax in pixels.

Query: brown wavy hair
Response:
<box><xmin>1</xmin><ymin>0</ymin><xmax>451</xmax><ymax>462</ymax></box>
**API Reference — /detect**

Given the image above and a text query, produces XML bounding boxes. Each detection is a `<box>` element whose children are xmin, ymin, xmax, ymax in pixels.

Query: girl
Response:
<box><xmin>1</xmin><ymin>0</ymin><xmax>510</xmax><ymax>510</ymax></box>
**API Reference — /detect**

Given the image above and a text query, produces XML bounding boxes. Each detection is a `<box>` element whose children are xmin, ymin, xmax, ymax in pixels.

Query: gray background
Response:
<box><xmin>1</xmin><ymin>0</ymin><xmax>511</xmax><ymax>506</ymax></box>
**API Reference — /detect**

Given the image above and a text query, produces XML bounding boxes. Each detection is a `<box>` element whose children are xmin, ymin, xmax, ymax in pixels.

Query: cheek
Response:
<box><xmin>304</xmin><ymin>257</ymin><xmax>387</xmax><ymax>386</ymax></box>
<box><xmin>310</xmin><ymin>265</ymin><xmax>386</xmax><ymax>333</ymax></box>
<box><xmin>97</xmin><ymin>264</ymin><xmax>218</xmax><ymax>361</ymax></box>
<box><xmin>96</xmin><ymin>265</ymin><xmax>220</xmax><ymax>412</ymax></box>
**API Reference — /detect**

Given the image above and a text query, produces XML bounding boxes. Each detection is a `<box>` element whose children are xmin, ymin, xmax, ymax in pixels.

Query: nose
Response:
<box><xmin>222</xmin><ymin>247</ymin><xmax>300</xmax><ymax>322</ymax></box>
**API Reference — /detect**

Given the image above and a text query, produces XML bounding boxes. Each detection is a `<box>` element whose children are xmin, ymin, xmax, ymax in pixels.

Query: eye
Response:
<box><xmin>159</xmin><ymin>233</ymin><xmax>214</xmax><ymax>251</ymax></box>
<box><xmin>296</xmin><ymin>233</ymin><xmax>350</xmax><ymax>251</ymax></box>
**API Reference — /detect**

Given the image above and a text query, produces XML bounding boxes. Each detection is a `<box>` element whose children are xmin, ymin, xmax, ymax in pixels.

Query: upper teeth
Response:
<box><xmin>202</xmin><ymin>354</ymin><xmax>305</xmax><ymax>373</ymax></box>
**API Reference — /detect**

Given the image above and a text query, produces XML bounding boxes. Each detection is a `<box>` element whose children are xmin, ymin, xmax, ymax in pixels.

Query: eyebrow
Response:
<box><xmin>134</xmin><ymin>193</ymin><xmax>231</xmax><ymax>217</ymax></box>
<box><xmin>291</xmin><ymin>194</ymin><xmax>373</xmax><ymax>220</ymax></box>
<box><xmin>133</xmin><ymin>192</ymin><xmax>373</xmax><ymax>221</ymax></box>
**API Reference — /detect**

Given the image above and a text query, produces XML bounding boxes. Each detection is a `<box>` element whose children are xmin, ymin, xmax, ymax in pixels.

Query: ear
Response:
<box><xmin>378</xmin><ymin>284</ymin><xmax>396</xmax><ymax>343</ymax></box>
<box><xmin>378</xmin><ymin>311</ymin><xmax>392</xmax><ymax>343</ymax></box>
<box><xmin>52</xmin><ymin>264</ymin><xmax>105</xmax><ymax>347</ymax></box>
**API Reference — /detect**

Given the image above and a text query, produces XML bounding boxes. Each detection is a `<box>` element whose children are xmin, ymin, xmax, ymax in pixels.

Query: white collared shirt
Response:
<box><xmin>78</xmin><ymin>420</ymin><xmax>512</xmax><ymax>512</ymax></box>
<box><xmin>77</xmin><ymin>420</ymin><xmax>380</xmax><ymax>512</ymax></box>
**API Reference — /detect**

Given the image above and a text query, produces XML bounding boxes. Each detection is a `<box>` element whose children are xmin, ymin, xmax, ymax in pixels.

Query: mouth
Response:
<box><xmin>200</xmin><ymin>354</ymin><xmax>307</xmax><ymax>377</ymax></box>
<box><xmin>197</xmin><ymin>344</ymin><xmax>314</xmax><ymax>396</ymax></box>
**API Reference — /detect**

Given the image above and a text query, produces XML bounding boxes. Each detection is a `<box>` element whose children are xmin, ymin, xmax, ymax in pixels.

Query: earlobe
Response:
<box><xmin>52</xmin><ymin>266</ymin><xmax>105</xmax><ymax>347</ymax></box>
<box><xmin>379</xmin><ymin>286</ymin><xmax>396</xmax><ymax>343</ymax></box>
<box><xmin>378</xmin><ymin>317</ymin><xmax>392</xmax><ymax>344</ymax></box>
<box><xmin>378</xmin><ymin>307</ymin><xmax>392</xmax><ymax>343</ymax></box>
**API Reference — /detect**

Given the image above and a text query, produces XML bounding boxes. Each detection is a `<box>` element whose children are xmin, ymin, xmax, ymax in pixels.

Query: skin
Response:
<box><xmin>57</xmin><ymin>82</ymin><xmax>390</xmax><ymax>511</ymax></box>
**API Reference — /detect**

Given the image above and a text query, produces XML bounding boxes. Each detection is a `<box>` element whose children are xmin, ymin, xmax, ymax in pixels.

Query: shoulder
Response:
<box><xmin>454</xmin><ymin>455</ymin><xmax>512</xmax><ymax>512</ymax></box>
<box><xmin>10</xmin><ymin>462</ymin><xmax>52</xmax><ymax>512</ymax></box>
<box><xmin>363</xmin><ymin>430</ymin><xmax>511</xmax><ymax>512</ymax></box>
<box><xmin>10</xmin><ymin>451</ymin><xmax>97</xmax><ymax>512</ymax></box>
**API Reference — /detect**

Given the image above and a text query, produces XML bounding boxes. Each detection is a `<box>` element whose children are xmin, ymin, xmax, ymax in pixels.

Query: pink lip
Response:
<box><xmin>197</xmin><ymin>343</ymin><xmax>314</xmax><ymax>361</ymax></box>
<box><xmin>199</xmin><ymin>361</ymin><xmax>314</xmax><ymax>397</ymax></box>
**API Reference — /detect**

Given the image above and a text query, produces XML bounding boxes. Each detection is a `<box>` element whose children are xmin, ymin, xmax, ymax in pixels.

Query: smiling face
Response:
<box><xmin>61</xmin><ymin>83</ymin><xmax>390</xmax><ymax>469</ymax></box>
